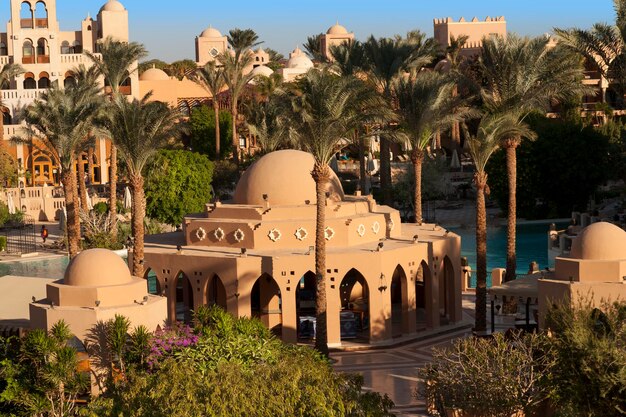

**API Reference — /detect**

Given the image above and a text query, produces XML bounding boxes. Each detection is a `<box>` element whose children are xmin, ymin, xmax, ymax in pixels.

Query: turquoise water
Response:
<box><xmin>451</xmin><ymin>222</ymin><xmax>568</xmax><ymax>287</ymax></box>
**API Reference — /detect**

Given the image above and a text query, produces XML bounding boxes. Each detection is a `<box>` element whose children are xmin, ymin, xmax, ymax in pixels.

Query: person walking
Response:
<box><xmin>40</xmin><ymin>225</ymin><xmax>48</xmax><ymax>244</ymax></box>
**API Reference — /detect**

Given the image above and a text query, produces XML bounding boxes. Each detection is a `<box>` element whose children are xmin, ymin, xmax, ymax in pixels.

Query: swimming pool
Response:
<box><xmin>451</xmin><ymin>221</ymin><xmax>568</xmax><ymax>287</ymax></box>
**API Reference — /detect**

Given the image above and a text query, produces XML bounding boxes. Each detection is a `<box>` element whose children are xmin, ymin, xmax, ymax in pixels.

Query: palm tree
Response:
<box><xmin>0</xmin><ymin>63</ymin><xmax>25</xmax><ymax>141</ymax></box>
<box><xmin>303</xmin><ymin>34</ymin><xmax>326</xmax><ymax>62</ymax></box>
<box><xmin>100</xmin><ymin>94</ymin><xmax>184</xmax><ymax>277</ymax></box>
<box><xmin>394</xmin><ymin>71</ymin><xmax>473</xmax><ymax>224</ymax></box>
<box><xmin>284</xmin><ymin>70</ymin><xmax>387</xmax><ymax>355</ymax></box>
<box><xmin>18</xmin><ymin>82</ymin><xmax>103</xmax><ymax>258</ymax></box>
<box><xmin>363</xmin><ymin>32</ymin><xmax>438</xmax><ymax>205</ymax></box>
<box><xmin>464</xmin><ymin>113</ymin><xmax>536</xmax><ymax>332</ymax></box>
<box><xmin>478</xmin><ymin>34</ymin><xmax>589</xmax><ymax>282</ymax></box>
<box><xmin>190</xmin><ymin>61</ymin><xmax>226</xmax><ymax>158</ymax></box>
<box><xmin>244</xmin><ymin>97</ymin><xmax>289</xmax><ymax>154</ymax></box>
<box><xmin>85</xmin><ymin>36</ymin><xmax>147</xmax><ymax>241</ymax></box>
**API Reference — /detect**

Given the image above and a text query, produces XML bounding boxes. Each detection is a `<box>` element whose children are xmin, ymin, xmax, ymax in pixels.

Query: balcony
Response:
<box><xmin>36</xmin><ymin>55</ymin><xmax>50</xmax><ymax>64</ymax></box>
<box><xmin>2</xmin><ymin>88</ymin><xmax>46</xmax><ymax>102</ymax></box>
<box><xmin>22</xmin><ymin>56</ymin><xmax>34</xmax><ymax>64</ymax></box>
<box><xmin>35</xmin><ymin>18</ymin><xmax>48</xmax><ymax>29</ymax></box>
<box><xmin>60</xmin><ymin>53</ymin><xmax>100</xmax><ymax>65</ymax></box>
<box><xmin>20</xmin><ymin>18</ymin><xmax>33</xmax><ymax>29</ymax></box>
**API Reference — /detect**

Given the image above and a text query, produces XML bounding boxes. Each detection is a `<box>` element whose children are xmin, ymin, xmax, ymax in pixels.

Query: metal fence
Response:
<box><xmin>0</xmin><ymin>215</ymin><xmax>37</xmax><ymax>255</ymax></box>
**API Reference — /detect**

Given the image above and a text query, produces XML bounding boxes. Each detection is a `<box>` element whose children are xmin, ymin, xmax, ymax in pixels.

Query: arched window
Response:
<box><xmin>64</xmin><ymin>74</ymin><xmax>75</xmax><ymax>89</ymax></box>
<box><xmin>23</xmin><ymin>72</ymin><xmax>36</xmax><ymax>89</ymax></box>
<box><xmin>36</xmin><ymin>38</ymin><xmax>49</xmax><ymax>63</ymax></box>
<box><xmin>38</xmin><ymin>72</ymin><xmax>50</xmax><ymax>89</ymax></box>
<box><xmin>0</xmin><ymin>42</ymin><xmax>7</xmax><ymax>56</ymax></box>
<box><xmin>2</xmin><ymin>109</ymin><xmax>11</xmax><ymax>126</ymax></box>
<box><xmin>22</xmin><ymin>40</ymin><xmax>34</xmax><ymax>64</ymax></box>
<box><xmin>34</xmin><ymin>1</ymin><xmax>48</xmax><ymax>28</ymax></box>
<box><xmin>71</xmin><ymin>41</ymin><xmax>82</xmax><ymax>54</ymax></box>
<box><xmin>87</xmin><ymin>25</ymin><xmax>92</xmax><ymax>31</ymax></box>
<box><xmin>60</xmin><ymin>41</ymin><xmax>70</xmax><ymax>54</ymax></box>
<box><xmin>20</xmin><ymin>2</ymin><xmax>33</xmax><ymax>29</ymax></box>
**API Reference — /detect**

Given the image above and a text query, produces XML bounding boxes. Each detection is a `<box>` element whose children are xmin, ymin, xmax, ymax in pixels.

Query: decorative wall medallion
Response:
<box><xmin>294</xmin><ymin>227</ymin><xmax>308</xmax><ymax>241</ymax></box>
<box><xmin>213</xmin><ymin>227</ymin><xmax>225</xmax><ymax>242</ymax></box>
<box><xmin>234</xmin><ymin>229</ymin><xmax>245</xmax><ymax>243</ymax></box>
<box><xmin>268</xmin><ymin>228</ymin><xmax>282</xmax><ymax>242</ymax></box>
<box><xmin>325</xmin><ymin>227</ymin><xmax>336</xmax><ymax>241</ymax></box>
<box><xmin>195</xmin><ymin>227</ymin><xmax>207</xmax><ymax>241</ymax></box>
<box><xmin>357</xmin><ymin>224</ymin><xmax>366</xmax><ymax>237</ymax></box>
<box><xmin>210</xmin><ymin>48</ymin><xmax>219</xmax><ymax>57</ymax></box>
<box><xmin>387</xmin><ymin>219</ymin><xmax>395</xmax><ymax>232</ymax></box>
<box><xmin>372</xmin><ymin>221</ymin><xmax>381</xmax><ymax>234</ymax></box>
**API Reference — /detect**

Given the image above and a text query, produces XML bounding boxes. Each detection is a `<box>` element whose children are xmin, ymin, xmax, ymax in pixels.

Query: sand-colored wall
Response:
<box><xmin>140</xmin><ymin>77</ymin><xmax>211</xmax><ymax>107</ymax></box>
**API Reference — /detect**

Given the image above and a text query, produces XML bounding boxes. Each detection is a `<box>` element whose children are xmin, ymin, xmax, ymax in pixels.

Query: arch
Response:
<box><xmin>251</xmin><ymin>273</ymin><xmax>282</xmax><ymax>336</ymax></box>
<box><xmin>22</xmin><ymin>39</ymin><xmax>34</xmax><ymax>64</ymax></box>
<box><xmin>206</xmin><ymin>274</ymin><xmax>227</xmax><ymax>309</ymax></box>
<box><xmin>2</xmin><ymin>108</ymin><xmax>11</xmax><ymax>126</ymax></box>
<box><xmin>72</xmin><ymin>41</ymin><xmax>82</xmax><ymax>54</ymax></box>
<box><xmin>0</xmin><ymin>42</ymin><xmax>7</xmax><ymax>56</ymax></box>
<box><xmin>144</xmin><ymin>268</ymin><xmax>161</xmax><ymax>295</ymax></box>
<box><xmin>175</xmin><ymin>271</ymin><xmax>193</xmax><ymax>323</ymax></box>
<box><xmin>36</xmin><ymin>38</ymin><xmax>49</xmax><ymax>63</ymax></box>
<box><xmin>415</xmin><ymin>261</ymin><xmax>431</xmax><ymax>330</ymax></box>
<box><xmin>60</xmin><ymin>40</ymin><xmax>70</xmax><ymax>54</ymax></box>
<box><xmin>34</xmin><ymin>1</ymin><xmax>48</xmax><ymax>28</ymax></box>
<box><xmin>38</xmin><ymin>71</ymin><xmax>50</xmax><ymax>89</ymax></box>
<box><xmin>64</xmin><ymin>75</ymin><xmax>76</xmax><ymax>88</ymax></box>
<box><xmin>441</xmin><ymin>256</ymin><xmax>456</xmax><ymax>325</ymax></box>
<box><xmin>339</xmin><ymin>268</ymin><xmax>370</xmax><ymax>341</ymax></box>
<box><xmin>20</xmin><ymin>2</ymin><xmax>33</xmax><ymax>29</ymax></box>
<box><xmin>27</xmin><ymin>151</ymin><xmax>57</xmax><ymax>185</ymax></box>
<box><xmin>296</xmin><ymin>271</ymin><xmax>316</xmax><ymax>339</ymax></box>
<box><xmin>391</xmin><ymin>264</ymin><xmax>410</xmax><ymax>336</ymax></box>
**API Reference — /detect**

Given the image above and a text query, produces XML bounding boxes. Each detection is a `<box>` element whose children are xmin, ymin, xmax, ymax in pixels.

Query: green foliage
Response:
<box><xmin>144</xmin><ymin>150</ymin><xmax>214</xmax><ymax>225</ymax></box>
<box><xmin>487</xmin><ymin>114</ymin><xmax>616</xmax><ymax>219</ymax></box>
<box><xmin>189</xmin><ymin>106</ymin><xmax>233</xmax><ymax>159</ymax></box>
<box><xmin>92</xmin><ymin>202</ymin><xmax>108</xmax><ymax>215</ymax></box>
<box><xmin>0</xmin><ymin>236</ymin><xmax>6</xmax><ymax>252</ymax></box>
<box><xmin>211</xmin><ymin>159</ymin><xmax>240</xmax><ymax>200</ymax></box>
<box><xmin>0</xmin><ymin>145</ymin><xmax>18</xmax><ymax>187</ymax></box>
<box><xmin>391</xmin><ymin>156</ymin><xmax>449</xmax><ymax>215</ymax></box>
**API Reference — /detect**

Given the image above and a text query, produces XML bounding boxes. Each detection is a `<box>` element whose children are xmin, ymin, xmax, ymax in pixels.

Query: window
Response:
<box><xmin>0</xmin><ymin>43</ymin><xmax>7</xmax><ymax>56</ymax></box>
<box><xmin>60</xmin><ymin>41</ymin><xmax>70</xmax><ymax>54</ymax></box>
<box><xmin>209</xmin><ymin>48</ymin><xmax>219</xmax><ymax>57</ymax></box>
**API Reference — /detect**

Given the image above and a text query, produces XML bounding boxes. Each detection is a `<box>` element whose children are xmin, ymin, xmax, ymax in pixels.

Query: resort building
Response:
<box><xmin>320</xmin><ymin>23</ymin><xmax>354</xmax><ymax>61</ymax></box>
<box><xmin>142</xmin><ymin>150</ymin><xmax>463</xmax><ymax>347</ymax></box>
<box><xmin>1</xmin><ymin>0</ymin><xmax>140</xmax><ymax>188</ymax></box>
<box><xmin>278</xmin><ymin>46</ymin><xmax>314</xmax><ymax>82</ymax></box>
<box><xmin>433</xmin><ymin>16</ymin><xmax>506</xmax><ymax>56</ymax></box>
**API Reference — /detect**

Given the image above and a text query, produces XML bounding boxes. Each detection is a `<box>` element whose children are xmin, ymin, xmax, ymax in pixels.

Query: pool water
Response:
<box><xmin>451</xmin><ymin>222</ymin><xmax>568</xmax><ymax>287</ymax></box>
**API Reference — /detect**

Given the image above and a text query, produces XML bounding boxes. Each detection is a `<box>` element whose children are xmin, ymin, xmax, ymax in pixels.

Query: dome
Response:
<box><xmin>287</xmin><ymin>55</ymin><xmax>314</xmax><ymax>70</ymax></box>
<box><xmin>64</xmin><ymin>249</ymin><xmax>134</xmax><ymax>287</ymax></box>
<box><xmin>99</xmin><ymin>0</ymin><xmax>125</xmax><ymax>12</ymax></box>
<box><xmin>569</xmin><ymin>222</ymin><xmax>626</xmax><ymax>260</ymax></box>
<box><xmin>140</xmin><ymin>67</ymin><xmax>170</xmax><ymax>81</ymax></box>
<box><xmin>233</xmin><ymin>150</ymin><xmax>344</xmax><ymax>206</ymax></box>
<box><xmin>200</xmin><ymin>27</ymin><xmax>222</xmax><ymax>38</ymax></box>
<box><xmin>327</xmin><ymin>23</ymin><xmax>349</xmax><ymax>35</ymax></box>
<box><xmin>251</xmin><ymin>65</ymin><xmax>274</xmax><ymax>77</ymax></box>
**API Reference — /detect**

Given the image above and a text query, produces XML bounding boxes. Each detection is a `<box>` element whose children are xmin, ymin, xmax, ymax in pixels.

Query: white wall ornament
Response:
<box><xmin>195</xmin><ymin>227</ymin><xmax>207</xmax><ymax>241</ymax></box>
<box><xmin>213</xmin><ymin>227</ymin><xmax>225</xmax><ymax>242</ymax></box>
<box><xmin>268</xmin><ymin>228</ymin><xmax>282</xmax><ymax>242</ymax></box>
<box><xmin>325</xmin><ymin>227</ymin><xmax>336</xmax><ymax>241</ymax></box>
<box><xmin>234</xmin><ymin>229</ymin><xmax>246</xmax><ymax>243</ymax></box>
<box><xmin>357</xmin><ymin>224</ymin><xmax>366</xmax><ymax>237</ymax></box>
<box><xmin>372</xmin><ymin>221</ymin><xmax>381</xmax><ymax>234</ymax></box>
<box><xmin>294</xmin><ymin>227</ymin><xmax>308</xmax><ymax>241</ymax></box>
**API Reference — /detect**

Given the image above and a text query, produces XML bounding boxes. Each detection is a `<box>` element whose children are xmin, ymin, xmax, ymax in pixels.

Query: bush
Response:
<box><xmin>93</xmin><ymin>202</ymin><xmax>109</xmax><ymax>215</ymax></box>
<box><xmin>189</xmin><ymin>106</ymin><xmax>233</xmax><ymax>159</ymax></box>
<box><xmin>0</xmin><ymin>236</ymin><xmax>6</xmax><ymax>252</ymax></box>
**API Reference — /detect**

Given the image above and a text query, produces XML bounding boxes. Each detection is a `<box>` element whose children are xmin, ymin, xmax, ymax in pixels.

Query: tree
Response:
<box><xmin>85</xmin><ymin>36</ymin><xmax>148</xmax><ymax>242</ymax></box>
<box><xmin>145</xmin><ymin>150</ymin><xmax>214</xmax><ymax>226</ymax></box>
<box><xmin>265</xmin><ymin>48</ymin><xmax>284</xmax><ymax>71</ymax></box>
<box><xmin>18</xmin><ymin>81</ymin><xmax>103</xmax><ymax>258</ymax></box>
<box><xmin>190</xmin><ymin>61</ymin><xmax>226</xmax><ymax>158</ymax></box>
<box><xmin>244</xmin><ymin>97</ymin><xmax>289</xmax><ymax>154</ymax></box>
<box><xmin>284</xmin><ymin>70</ymin><xmax>387</xmax><ymax>355</ymax></box>
<box><xmin>189</xmin><ymin>106</ymin><xmax>233</xmax><ymax>159</ymax></box>
<box><xmin>464</xmin><ymin>114</ymin><xmax>535</xmax><ymax>332</ymax></box>
<box><xmin>478</xmin><ymin>34</ymin><xmax>589</xmax><ymax>282</ymax></box>
<box><xmin>0</xmin><ymin>63</ymin><xmax>25</xmax><ymax>142</ymax></box>
<box><xmin>99</xmin><ymin>94</ymin><xmax>184</xmax><ymax>277</ymax></box>
<box><xmin>167</xmin><ymin>59</ymin><xmax>197</xmax><ymax>80</ymax></box>
<box><xmin>0</xmin><ymin>142</ymin><xmax>18</xmax><ymax>187</ymax></box>
<box><xmin>303</xmin><ymin>33</ymin><xmax>325</xmax><ymax>62</ymax></box>
<box><xmin>138</xmin><ymin>59</ymin><xmax>169</xmax><ymax>75</ymax></box>
<box><xmin>394</xmin><ymin>71</ymin><xmax>471</xmax><ymax>224</ymax></box>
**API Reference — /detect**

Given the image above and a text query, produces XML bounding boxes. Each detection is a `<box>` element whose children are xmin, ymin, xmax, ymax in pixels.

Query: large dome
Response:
<box><xmin>570</xmin><ymin>222</ymin><xmax>626</xmax><ymax>260</ymax></box>
<box><xmin>327</xmin><ymin>23</ymin><xmax>349</xmax><ymax>35</ymax></box>
<box><xmin>200</xmin><ymin>27</ymin><xmax>222</xmax><ymax>38</ymax></box>
<box><xmin>287</xmin><ymin>55</ymin><xmax>314</xmax><ymax>69</ymax></box>
<box><xmin>140</xmin><ymin>67</ymin><xmax>170</xmax><ymax>81</ymax></box>
<box><xmin>64</xmin><ymin>249</ymin><xmax>134</xmax><ymax>287</ymax></box>
<box><xmin>100</xmin><ymin>0</ymin><xmax>125</xmax><ymax>12</ymax></box>
<box><xmin>233</xmin><ymin>150</ymin><xmax>344</xmax><ymax>206</ymax></box>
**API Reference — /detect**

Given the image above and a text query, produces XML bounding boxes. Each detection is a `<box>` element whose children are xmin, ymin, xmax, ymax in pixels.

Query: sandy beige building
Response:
<box><xmin>433</xmin><ymin>16</ymin><xmax>506</xmax><ymax>56</ymax></box>
<box><xmin>142</xmin><ymin>150</ymin><xmax>463</xmax><ymax>347</ymax></box>
<box><xmin>321</xmin><ymin>23</ymin><xmax>354</xmax><ymax>61</ymax></box>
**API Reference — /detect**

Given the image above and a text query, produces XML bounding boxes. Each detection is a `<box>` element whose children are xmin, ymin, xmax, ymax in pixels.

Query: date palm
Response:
<box><xmin>464</xmin><ymin>113</ymin><xmax>536</xmax><ymax>332</ymax></box>
<box><xmin>244</xmin><ymin>97</ymin><xmax>289</xmax><ymax>154</ymax></box>
<box><xmin>18</xmin><ymin>81</ymin><xmax>104</xmax><ymax>258</ymax></box>
<box><xmin>85</xmin><ymin>36</ymin><xmax>147</xmax><ymax>240</ymax></box>
<box><xmin>99</xmin><ymin>94</ymin><xmax>184</xmax><ymax>277</ymax></box>
<box><xmin>0</xmin><ymin>63</ymin><xmax>25</xmax><ymax>141</ymax></box>
<box><xmin>285</xmin><ymin>70</ymin><xmax>388</xmax><ymax>355</ymax></box>
<box><xmin>394</xmin><ymin>71</ymin><xmax>474</xmax><ymax>224</ymax></box>
<box><xmin>190</xmin><ymin>61</ymin><xmax>226</xmax><ymax>158</ymax></box>
<box><xmin>303</xmin><ymin>33</ymin><xmax>326</xmax><ymax>62</ymax></box>
<box><xmin>479</xmin><ymin>34</ymin><xmax>588</xmax><ymax>281</ymax></box>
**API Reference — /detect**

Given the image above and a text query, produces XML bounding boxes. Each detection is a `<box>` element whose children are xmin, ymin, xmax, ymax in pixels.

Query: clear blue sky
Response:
<box><xmin>12</xmin><ymin>0</ymin><xmax>619</xmax><ymax>62</ymax></box>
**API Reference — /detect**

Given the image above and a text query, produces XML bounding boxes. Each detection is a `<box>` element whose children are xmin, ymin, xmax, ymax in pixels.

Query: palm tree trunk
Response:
<box><xmin>312</xmin><ymin>162</ymin><xmax>330</xmax><ymax>357</ymax></box>
<box><xmin>380</xmin><ymin>136</ymin><xmax>391</xmax><ymax>205</ymax></box>
<box><xmin>109</xmin><ymin>145</ymin><xmax>118</xmax><ymax>241</ymax></box>
<box><xmin>61</xmin><ymin>170</ymin><xmax>79</xmax><ymax>258</ymax></box>
<box><xmin>76</xmin><ymin>156</ymin><xmax>88</xmax><ymax>210</ymax></box>
<box><xmin>129</xmin><ymin>174</ymin><xmax>145</xmax><ymax>278</ymax></box>
<box><xmin>358</xmin><ymin>133</ymin><xmax>367</xmax><ymax>194</ymax></box>
<box><xmin>214</xmin><ymin>101</ymin><xmax>221</xmax><ymax>158</ymax></box>
<box><xmin>71</xmin><ymin>158</ymin><xmax>81</xmax><ymax>242</ymax></box>
<box><xmin>504</xmin><ymin>139</ymin><xmax>519</xmax><ymax>282</ymax></box>
<box><xmin>231</xmin><ymin>101</ymin><xmax>239</xmax><ymax>165</ymax></box>
<box><xmin>87</xmin><ymin>148</ymin><xmax>94</xmax><ymax>185</ymax></box>
<box><xmin>411</xmin><ymin>150</ymin><xmax>424</xmax><ymax>225</ymax></box>
<box><xmin>475</xmin><ymin>172</ymin><xmax>488</xmax><ymax>332</ymax></box>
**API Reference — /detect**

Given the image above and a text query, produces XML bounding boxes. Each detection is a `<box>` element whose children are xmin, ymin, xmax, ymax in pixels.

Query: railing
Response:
<box><xmin>36</xmin><ymin>55</ymin><xmax>50</xmax><ymax>64</ymax></box>
<box><xmin>1</xmin><ymin>88</ymin><xmax>46</xmax><ymax>101</ymax></box>
<box><xmin>3</xmin><ymin>125</ymin><xmax>22</xmax><ymax>139</ymax></box>
<box><xmin>20</xmin><ymin>18</ymin><xmax>33</xmax><ymax>29</ymax></box>
<box><xmin>60</xmin><ymin>53</ymin><xmax>100</xmax><ymax>64</ymax></box>
<box><xmin>35</xmin><ymin>18</ymin><xmax>48</xmax><ymax>28</ymax></box>
<box><xmin>22</xmin><ymin>56</ymin><xmax>34</xmax><ymax>64</ymax></box>
<box><xmin>0</xmin><ymin>56</ymin><xmax>11</xmax><ymax>65</ymax></box>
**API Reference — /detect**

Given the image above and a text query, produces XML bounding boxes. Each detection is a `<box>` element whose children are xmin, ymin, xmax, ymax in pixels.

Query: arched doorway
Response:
<box><xmin>441</xmin><ymin>256</ymin><xmax>456</xmax><ymax>325</ymax></box>
<box><xmin>175</xmin><ymin>271</ymin><xmax>193</xmax><ymax>323</ymax></box>
<box><xmin>416</xmin><ymin>261</ymin><xmax>430</xmax><ymax>330</ymax></box>
<box><xmin>391</xmin><ymin>265</ymin><xmax>410</xmax><ymax>337</ymax></box>
<box><xmin>28</xmin><ymin>152</ymin><xmax>57</xmax><ymax>185</ymax></box>
<box><xmin>339</xmin><ymin>268</ymin><xmax>370</xmax><ymax>341</ymax></box>
<box><xmin>144</xmin><ymin>268</ymin><xmax>161</xmax><ymax>296</ymax></box>
<box><xmin>251</xmin><ymin>274</ymin><xmax>282</xmax><ymax>336</ymax></box>
<box><xmin>206</xmin><ymin>274</ymin><xmax>227</xmax><ymax>309</ymax></box>
<box><xmin>296</xmin><ymin>271</ymin><xmax>316</xmax><ymax>339</ymax></box>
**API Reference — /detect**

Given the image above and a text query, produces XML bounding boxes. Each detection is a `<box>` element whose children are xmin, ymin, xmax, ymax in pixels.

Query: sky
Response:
<box><xmin>12</xmin><ymin>0</ymin><xmax>619</xmax><ymax>62</ymax></box>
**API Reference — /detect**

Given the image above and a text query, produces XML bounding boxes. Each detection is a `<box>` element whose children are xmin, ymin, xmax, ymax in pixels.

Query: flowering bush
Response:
<box><xmin>147</xmin><ymin>323</ymin><xmax>199</xmax><ymax>369</ymax></box>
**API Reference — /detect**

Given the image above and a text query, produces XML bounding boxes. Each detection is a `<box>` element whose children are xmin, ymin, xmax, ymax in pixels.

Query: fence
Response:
<box><xmin>0</xmin><ymin>215</ymin><xmax>37</xmax><ymax>255</ymax></box>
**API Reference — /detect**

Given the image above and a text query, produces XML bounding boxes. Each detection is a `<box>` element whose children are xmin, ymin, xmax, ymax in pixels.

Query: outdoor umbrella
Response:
<box><xmin>123</xmin><ymin>186</ymin><xmax>132</xmax><ymax>210</ymax></box>
<box><xmin>6</xmin><ymin>192</ymin><xmax>15</xmax><ymax>215</ymax></box>
<box><xmin>450</xmin><ymin>149</ymin><xmax>461</xmax><ymax>169</ymax></box>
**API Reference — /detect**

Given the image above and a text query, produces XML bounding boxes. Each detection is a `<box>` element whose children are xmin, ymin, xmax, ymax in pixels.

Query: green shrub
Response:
<box><xmin>93</xmin><ymin>202</ymin><xmax>109</xmax><ymax>215</ymax></box>
<box><xmin>0</xmin><ymin>236</ymin><xmax>6</xmax><ymax>252</ymax></box>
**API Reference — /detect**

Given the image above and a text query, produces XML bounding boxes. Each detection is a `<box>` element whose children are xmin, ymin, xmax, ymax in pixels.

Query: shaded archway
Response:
<box><xmin>20</xmin><ymin>2</ymin><xmax>33</xmax><ymax>29</ymax></box>
<box><xmin>206</xmin><ymin>274</ymin><xmax>227</xmax><ymax>309</ymax></box>
<box><xmin>441</xmin><ymin>256</ymin><xmax>456</xmax><ymax>325</ymax></box>
<box><xmin>144</xmin><ymin>268</ymin><xmax>161</xmax><ymax>296</ymax></box>
<box><xmin>390</xmin><ymin>265</ymin><xmax>410</xmax><ymax>337</ymax></box>
<box><xmin>0</xmin><ymin>42</ymin><xmax>7</xmax><ymax>56</ymax></box>
<box><xmin>60</xmin><ymin>41</ymin><xmax>70</xmax><ymax>54</ymax></box>
<box><xmin>251</xmin><ymin>273</ymin><xmax>282</xmax><ymax>336</ymax></box>
<box><xmin>339</xmin><ymin>268</ymin><xmax>370</xmax><ymax>341</ymax></box>
<box><xmin>415</xmin><ymin>261</ymin><xmax>431</xmax><ymax>330</ymax></box>
<box><xmin>175</xmin><ymin>271</ymin><xmax>193</xmax><ymax>323</ymax></box>
<box><xmin>38</xmin><ymin>71</ymin><xmax>50</xmax><ymax>89</ymax></box>
<box><xmin>296</xmin><ymin>271</ymin><xmax>316</xmax><ymax>340</ymax></box>
<box><xmin>36</xmin><ymin>38</ymin><xmax>49</xmax><ymax>63</ymax></box>
<box><xmin>22</xmin><ymin>40</ymin><xmax>34</xmax><ymax>64</ymax></box>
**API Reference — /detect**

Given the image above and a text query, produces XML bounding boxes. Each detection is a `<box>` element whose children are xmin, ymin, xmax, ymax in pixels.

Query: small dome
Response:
<box><xmin>570</xmin><ymin>222</ymin><xmax>626</xmax><ymax>260</ymax></box>
<box><xmin>233</xmin><ymin>150</ymin><xmax>344</xmax><ymax>206</ymax></box>
<box><xmin>200</xmin><ymin>26</ymin><xmax>222</xmax><ymax>38</ymax></box>
<box><xmin>64</xmin><ymin>249</ymin><xmax>133</xmax><ymax>287</ymax></box>
<box><xmin>287</xmin><ymin>55</ymin><xmax>314</xmax><ymax>70</ymax></box>
<box><xmin>140</xmin><ymin>67</ymin><xmax>170</xmax><ymax>81</ymax></box>
<box><xmin>327</xmin><ymin>23</ymin><xmax>348</xmax><ymax>35</ymax></box>
<box><xmin>99</xmin><ymin>0</ymin><xmax>125</xmax><ymax>12</ymax></box>
<box><xmin>251</xmin><ymin>65</ymin><xmax>274</xmax><ymax>77</ymax></box>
